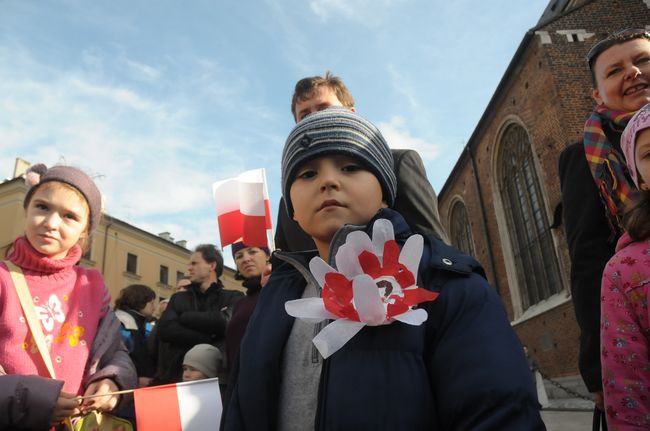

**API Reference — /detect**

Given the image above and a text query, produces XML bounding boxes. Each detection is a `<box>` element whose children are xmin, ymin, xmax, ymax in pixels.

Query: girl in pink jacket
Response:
<box><xmin>601</xmin><ymin>103</ymin><xmax>650</xmax><ymax>430</ymax></box>
<box><xmin>0</xmin><ymin>164</ymin><xmax>136</xmax><ymax>430</ymax></box>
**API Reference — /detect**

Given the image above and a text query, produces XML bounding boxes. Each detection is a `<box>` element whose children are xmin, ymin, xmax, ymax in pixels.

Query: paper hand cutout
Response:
<box><xmin>285</xmin><ymin>219</ymin><xmax>439</xmax><ymax>358</ymax></box>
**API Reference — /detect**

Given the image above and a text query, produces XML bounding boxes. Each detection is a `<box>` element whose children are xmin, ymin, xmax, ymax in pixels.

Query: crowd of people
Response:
<box><xmin>0</xmin><ymin>27</ymin><xmax>649</xmax><ymax>431</ymax></box>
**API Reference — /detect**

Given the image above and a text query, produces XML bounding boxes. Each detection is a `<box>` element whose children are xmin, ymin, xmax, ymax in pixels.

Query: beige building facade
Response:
<box><xmin>0</xmin><ymin>175</ymin><xmax>241</xmax><ymax>306</ymax></box>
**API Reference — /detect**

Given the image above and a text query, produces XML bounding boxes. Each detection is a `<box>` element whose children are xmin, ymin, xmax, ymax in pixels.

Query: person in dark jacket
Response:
<box><xmin>559</xmin><ymin>29</ymin><xmax>650</xmax><ymax>410</ymax></box>
<box><xmin>225</xmin><ymin>242</ymin><xmax>270</xmax><ymax>372</ymax></box>
<box><xmin>274</xmin><ymin>71</ymin><xmax>449</xmax><ymax>253</ymax></box>
<box><xmin>154</xmin><ymin>244</ymin><xmax>243</xmax><ymax>385</ymax></box>
<box><xmin>114</xmin><ymin>283</ymin><xmax>157</xmax><ymax>387</ymax></box>
<box><xmin>225</xmin><ymin>108</ymin><xmax>543</xmax><ymax>430</ymax></box>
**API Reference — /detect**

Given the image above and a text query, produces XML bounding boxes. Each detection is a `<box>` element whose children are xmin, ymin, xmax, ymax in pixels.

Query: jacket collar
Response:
<box><xmin>272</xmin><ymin>208</ymin><xmax>483</xmax><ymax>278</ymax></box>
<box><xmin>188</xmin><ymin>280</ymin><xmax>223</xmax><ymax>295</ymax></box>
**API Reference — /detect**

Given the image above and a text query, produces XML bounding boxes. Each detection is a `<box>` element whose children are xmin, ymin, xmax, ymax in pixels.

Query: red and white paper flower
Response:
<box><xmin>285</xmin><ymin>219</ymin><xmax>439</xmax><ymax>358</ymax></box>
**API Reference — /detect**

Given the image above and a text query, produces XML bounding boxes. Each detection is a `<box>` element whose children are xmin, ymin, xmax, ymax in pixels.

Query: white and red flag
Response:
<box><xmin>134</xmin><ymin>378</ymin><xmax>222</xmax><ymax>431</ymax></box>
<box><xmin>212</xmin><ymin>168</ymin><xmax>272</xmax><ymax>248</ymax></box>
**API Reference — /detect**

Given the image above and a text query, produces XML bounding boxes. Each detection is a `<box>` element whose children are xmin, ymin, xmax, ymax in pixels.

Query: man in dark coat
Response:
<box><xmin>275</xmin><ymin>71</ymin><xmax>449</xmax><ymax>252</ymax></box>
<box><xmin>154</xmin><ymin>244</ymin><xmax>243</xmax><ymax>385</ymax></box>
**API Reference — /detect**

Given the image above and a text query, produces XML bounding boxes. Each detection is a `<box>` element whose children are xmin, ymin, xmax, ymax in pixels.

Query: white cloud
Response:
<box><xmin>0</xmin><ymin>43</ymin><xmax>245</xmax><ymax>244</ymax></box>
<box><xmin>121</xmin><ymin>58</ymin><xmax>161</xmax><ymax>82</ymax></box>
<box><xmin>309</xmin><ymin>0</ymin><xmax>400</xmax><ymax>25</ymax></box>
<box><xmin>377</xmin><ymin>116</ymin><xmax>439</xmax><ymax>160</ymax></box>
<box><xmin>387</xmin><ymin>64</ymin><xmax>420</xmax><ymax>113</ymax></box>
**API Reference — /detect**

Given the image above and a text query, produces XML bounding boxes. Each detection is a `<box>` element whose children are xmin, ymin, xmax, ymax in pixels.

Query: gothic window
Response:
<box><xmin>450</xmin><ymin>201</ymin><xmax>475</xmax><ymax>256</ymax></box>
<box><xmin>498</xmin><ymin>123</ymin><xmax>563</xmax><ymax>310</ymax></box>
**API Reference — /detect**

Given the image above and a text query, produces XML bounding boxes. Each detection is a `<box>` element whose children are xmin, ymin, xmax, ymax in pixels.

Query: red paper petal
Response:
<box><xmin>358</xmin><ymin>250</ymin><xmax>381</xmax><ymax>277</ymax></box>
<box><xmin>383</xmin><ymin>240</ymin><xmax>401</xmax><ymax>268</ymax></box>
<box><xmin>325</xmin><ymin>273</ymin><xmax>353</xmax><ymax>298</ymax></box>
<box><xmin>394</xmin><ymin>264</ymin><xmax>415</xmax><ymax>288</ymax></box>
<box><xmin>386</xmin><ymin>301</ymin><xmax>409</xmax><ymax>318</ymax></box>
<box><xmin>402</xmin><ymin>288</ymin><xmax>439</xmax><ymax>306</ymax></box>
<box><xmin>323</xmin><ymin>292</ymin><xmax>360</xmax><ymax>320</ymax></box>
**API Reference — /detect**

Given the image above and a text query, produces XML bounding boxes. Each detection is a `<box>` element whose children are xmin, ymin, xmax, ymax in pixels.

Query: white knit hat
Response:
<box><xmin>183</xmin><ymin>344</ymin><xmax>222</xmax><ymax>378</ymax></box>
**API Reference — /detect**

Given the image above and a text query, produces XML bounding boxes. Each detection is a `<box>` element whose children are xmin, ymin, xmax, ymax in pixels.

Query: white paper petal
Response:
<box><xmin>399</xmin><ymin>234</ymin><xmax>423</xmax><ymax>277</ymax></box>
<box><xmin>393</xmin><ymin>308</ymin><xmax>428</xmax><ymax>325</ymax></box>
<box><xmin>352</xmin><ymin>274</ymin><xmax>386</xmax><ymax>326</ymax></box>
<box><xmin>312</xmin><ymin>319</ymin><xmax>366</xmax><ymax>359</ymax></box>
<box><xmin>285</xmin><ymin>298</ymin><xmax>337</xmax><ymax>322</ymax></box>
<box><xmin>336</xmin><ymin>231</ymin><xmax>372</xmax><ymax>277</ymax></box>
<box><xmin>309</xmin><ymin>257</ymin><xmax>336</xmax><ymax>288</ymax></box>
<box><xmin>334</xmin><ymin>243</ymin><xmax>361</xmax><ymax>278</ymax></box>
<box><xmin>371</xmin><ymin>219</ymin><xmax>394</xmax><ymax>260</ymax></box>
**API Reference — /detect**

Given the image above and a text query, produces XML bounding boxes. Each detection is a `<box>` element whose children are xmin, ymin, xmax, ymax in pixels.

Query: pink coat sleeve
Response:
<box><xmin>601</xmin><ymin>251</ymin><xmax>650</xmax><ymax>430</ymax></box>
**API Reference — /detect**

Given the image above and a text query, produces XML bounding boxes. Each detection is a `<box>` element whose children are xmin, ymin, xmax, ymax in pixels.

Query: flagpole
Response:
<box><xmin>74</xmin><ymin>376</ymin><xmax>222</xmax><ymax>401</ymax></box>
<box><xmin>260</xmin><ymin>168</ymin><xmax>276</xmax><ymax>251</ymax></box>
<box><xmin>74</xmin><ymin>388</ymin><xmax>136</xmax><ymax>401</ymax></box>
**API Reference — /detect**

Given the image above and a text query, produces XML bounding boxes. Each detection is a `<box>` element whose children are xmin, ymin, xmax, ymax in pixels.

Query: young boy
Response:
<box><xmin>225</xmin><ymin>108</ymin><xmax>543</xmax><ymax>430</ymax></box>
<box><xmin>182</xmin><ymin>344</ymin><xmax>221</xmax><ymax>382</ymax></box>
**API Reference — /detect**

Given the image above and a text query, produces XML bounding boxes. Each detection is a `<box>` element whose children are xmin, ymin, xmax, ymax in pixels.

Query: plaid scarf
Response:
<box><xmin>583</xmin><ymin>105</ymin><xmax>636</xmax><ymax>234</ymax></box>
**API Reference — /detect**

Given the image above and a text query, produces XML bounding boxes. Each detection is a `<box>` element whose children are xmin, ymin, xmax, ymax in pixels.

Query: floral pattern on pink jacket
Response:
<box><xmin>601</xmin><ymin>232</ymin><xmax>650</xmax><ymax>430</ymax></box>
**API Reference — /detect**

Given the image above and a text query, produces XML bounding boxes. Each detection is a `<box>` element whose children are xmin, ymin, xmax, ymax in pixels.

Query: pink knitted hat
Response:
<box><xmin>621</xmin><ymin>104</ymin><xmax>650</xmax><ymax>188</ymax></box>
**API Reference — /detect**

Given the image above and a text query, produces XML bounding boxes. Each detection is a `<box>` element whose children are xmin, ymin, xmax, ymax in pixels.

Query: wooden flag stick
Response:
<box><xmin>74</xmin><ymin>388</ymin><xmax>136</xmax><ymax>401</ymax></box>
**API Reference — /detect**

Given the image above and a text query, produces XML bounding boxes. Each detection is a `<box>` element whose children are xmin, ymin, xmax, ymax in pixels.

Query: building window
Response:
<box><xmin>176</xmin><ymin>271</ymin><xmax>185</xmax><ymax>283</ymax></box>
<box><xmin>126</xmin><ymin>253</ymin><xmax>138</xmax><ymax>274</ymax></box>
<box><xmin>498</xmin><ymin>123</ymin><xmax>563</xmax><ymax>310</ymax></box>
<box><xmin>450</xmin><ymin>201</ymin><xmax>475</xmax><ymax>256</ymax></box>
<box><xmin>160</xmin><ymin>265</ymin><xmax>169</xmax><ymax>285</ymax></box>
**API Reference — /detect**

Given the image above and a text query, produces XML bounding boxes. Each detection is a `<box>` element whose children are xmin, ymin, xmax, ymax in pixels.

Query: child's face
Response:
<box><xmin>182</xmin><ymin>364</ymin><xmax>208</xmax><ymax>382</ymax></box>
<box><xmin>24</xmin><ymin>183</ymin><xmax>89</xmax><ymax>259</ymax></box>
<box><xmin>634</xmin><ymin>128</ymin><xmax>650</xmax><ymax>189</ymax></box>
<box><xmin>140</xmin><ymin>299</ymin><xmax>156</xmax><ymax>317</ymax></box>
<box><xmin>290</xmin><ymin>154</ymin><xmax>387</xmax><ymax>249</ymax></box>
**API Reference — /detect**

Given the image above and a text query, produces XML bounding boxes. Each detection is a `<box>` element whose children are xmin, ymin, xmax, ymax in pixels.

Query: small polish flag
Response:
<box><xmin>212</xmin><ymin>168</ymin><xmax>272</xmax><ymax>248</ymax></box>
<box><xmin>134</xmin><ymin>378</ymin><xmax>222</xmax><ymax>431</ymax></box>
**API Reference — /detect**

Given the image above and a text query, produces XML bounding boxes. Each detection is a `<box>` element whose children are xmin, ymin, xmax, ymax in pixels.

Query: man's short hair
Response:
<box><xmin>291</xmin><ymin>71</ymin><xmax>355</xmax><ymax>120</ymax></box>
<box><xmin>194</xmin><ymin>244</ymin><xmax>224</xmax><ymax>277</ymax></box>
<box><xmin>587</xmin><ymin>28</ymin><xmax>650</xmax><ymax>87</ymax></box>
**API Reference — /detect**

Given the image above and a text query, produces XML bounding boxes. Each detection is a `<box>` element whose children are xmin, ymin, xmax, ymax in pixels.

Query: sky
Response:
<box><xmin>0</xmin><ymin>0</ymin><xmax>550</xmax><ymax>268</ymax></box>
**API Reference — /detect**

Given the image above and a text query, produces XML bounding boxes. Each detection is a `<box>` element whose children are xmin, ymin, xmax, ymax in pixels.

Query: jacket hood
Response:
<box><xmin>271</xmin><ymin>208</ymin><xmax>484</xmax><ymax>280</ymax></box>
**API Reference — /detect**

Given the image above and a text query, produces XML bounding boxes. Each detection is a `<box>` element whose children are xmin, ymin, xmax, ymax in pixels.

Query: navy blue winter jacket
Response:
<box><xmin>225</xmin><ymin>209</ymin><xmax>544</xmax><ymax>430</ymax></box>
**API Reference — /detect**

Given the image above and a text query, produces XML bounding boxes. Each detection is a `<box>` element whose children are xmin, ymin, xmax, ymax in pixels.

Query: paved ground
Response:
<box><xmin>541</xmin><ymin>410</ymin><xmax>594</xmax><ymax>430</ymax></box>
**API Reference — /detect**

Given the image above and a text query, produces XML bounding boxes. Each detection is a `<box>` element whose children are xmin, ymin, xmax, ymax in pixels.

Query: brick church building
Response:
<box><xmin>437</xmin><ymin>0</ymin><xmax>649</xmax><ymax>394</ymax></box>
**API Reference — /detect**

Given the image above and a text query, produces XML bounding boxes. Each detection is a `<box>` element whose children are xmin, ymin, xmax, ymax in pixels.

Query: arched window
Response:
<box><xmin>498</xmin><ymin>123</ymin><xmax>562</xmax><ymax>310</ymax></box>
<box><xmin>450</xmin><ymin>201</ymin><xmax>475</xmax><ymax>256</ymax></box>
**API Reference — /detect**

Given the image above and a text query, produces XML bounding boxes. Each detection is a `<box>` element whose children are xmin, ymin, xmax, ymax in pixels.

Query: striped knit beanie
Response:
<box><xmin>281</xmin><ymin>107</ymin><xmax>396</xmax><ymax>217</ymax></box>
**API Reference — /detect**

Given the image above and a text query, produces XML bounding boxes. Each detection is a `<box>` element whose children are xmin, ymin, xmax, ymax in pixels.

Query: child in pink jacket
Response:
<box><xmin>601</xmin><ymin>103</ymin><xmax>650</xmax><ymax>430</ymax></box>
<box><xmin>0</xmin><ymin>164</ymin><xmax>136</xmax><ymax>430</ymax></box>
